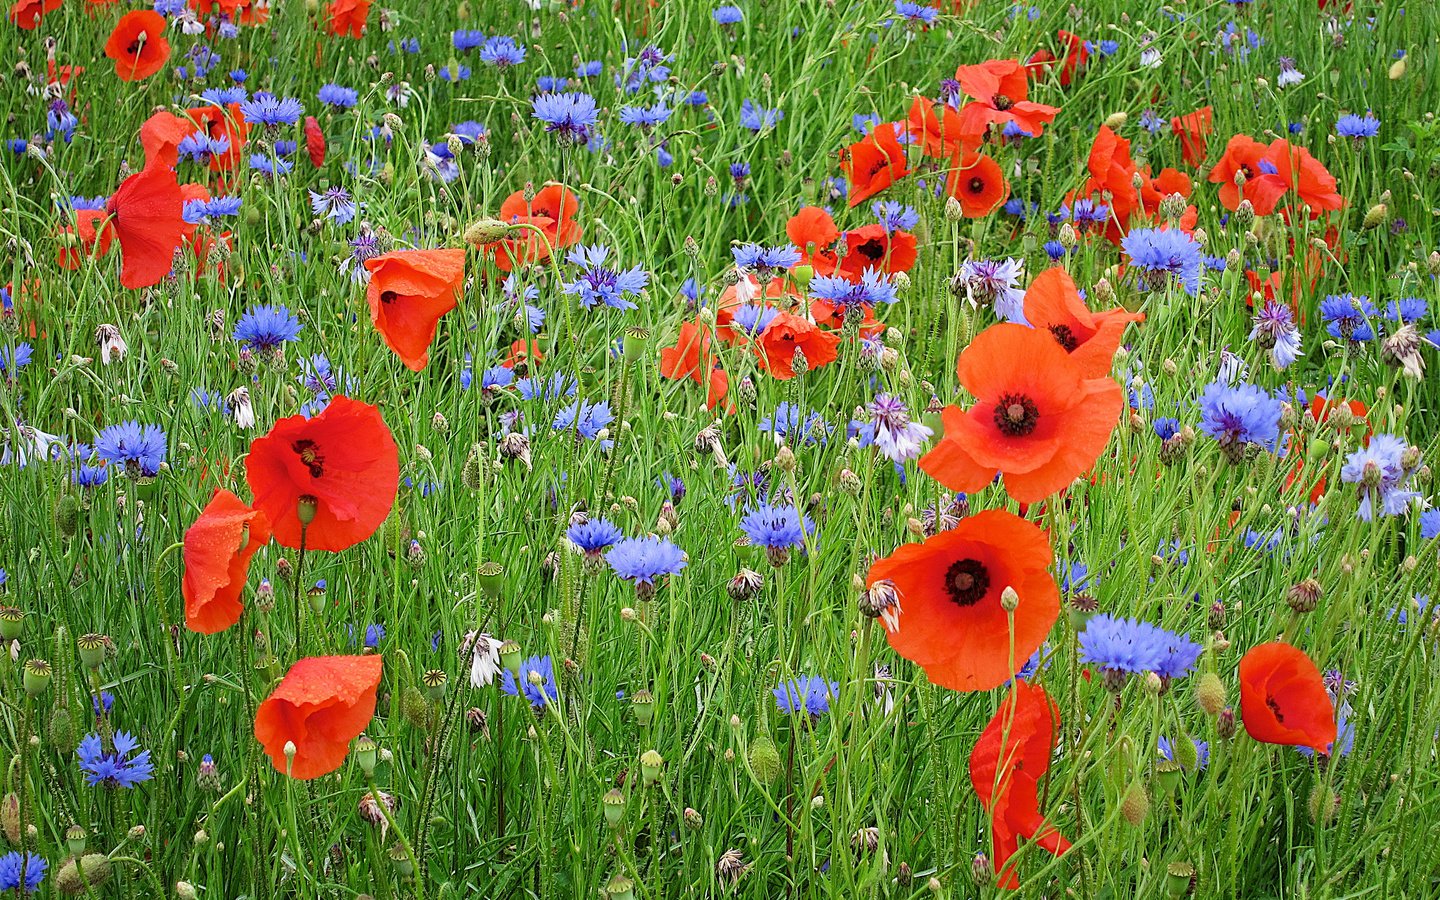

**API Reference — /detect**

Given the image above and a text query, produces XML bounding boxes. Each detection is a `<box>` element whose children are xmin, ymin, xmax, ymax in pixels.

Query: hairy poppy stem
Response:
<box><xmin>293</xmin><ymin>524</ymin><xmax>309</xmax><ymax>655</ymax></box>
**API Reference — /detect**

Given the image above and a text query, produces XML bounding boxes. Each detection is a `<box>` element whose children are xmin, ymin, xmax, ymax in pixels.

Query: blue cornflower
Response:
<box><xmin>955</xmin><ymin>258</ymin><xmax>1026</xmax><ymax>323</ymax></box>
<box><xmin>309</xmin><ymin>186</ymin><xmax>358</xmax><ymax>224</ymax></box>
<box><xmin>1158</xmin><ymin>737</ymin><xmax>1209</xmax><ymax>770</ymax></box>
<box><xmin>453</xmin><ymin>29</ymin><xmax>486</xmax><ymax>52</ymax></box>
<box><xmin>1319</xmin><ymin>294</ymin><xmax>1379</xmax><ymax>342</ymax></box>
<box><xmin>732</xmin><ymin>243</ymin><xmax>800</xmax><ymax>280</ymax></box>
<box><xmin>517</xmin><ymin>372</ymin><xmax>576</xmax><ymax>401</ymax></box>
<box><xmin>153</xmin><ymin>0</ymin><xmax>186</xmax><ymax>13</ymax></box>
<box><xmin>318</xmin><ymin>83</ymin><xmax>358</xmax><ymax>109</ymax></box>
<box><xmin>200</xmin><ymin>85</ymin><xmax>247</xmax><ymax>106</ymax></box>
<box><xmin>1153</xmin><ymin>417</ymin><xmax>1180</xmax><ymax>441</ymax></box>
<box><xmin>567</xmin><ymin>517</ymin><xmax>625</xmax><ymax>556</ymax></box>
<box><xmin>481</xmin><ymin>36</ymin><xmax>526</xmax><ymax>67</ymax></box>
<box><xmin>553</xmin><ymin>400</ymin><xmax>614</xmax><ymax>443</ymax></box>
<box><xmin>1122</xmin><ymin>228</ymin><xmax>1202</xmax><ymax>296</ymax></box>
<box><xmin>713</xmin><ymin>4</ymin><xmax>743</xmax><ymax>23</ymax></box>
<box><xmin>1043</xmin><ymin>240</ymin><xmax>1069</xmax><ymax>261</ymax></box>
<box><xmin>809</xmin><ymin>269</ymin><xmax>898</xmax><ymax>317</ymax></box>
<box><xmin>759</xmin><ymin>403</ymin><xmax>830</xmax><ymax>446</ymax></box>
<box><xmin>1386</xmin><ymin>297</ymin><xmax>1427</xmax><ymax>323</ymax></box>
<box><xmin>686</xmin><ymin>90</ymin><xmax>710</xmax><ymax>106</ymax></box>
<box><xmin>1336</xmin><ymin>113</ymin><xmax>1380</xmax><ymax>139</ymax></box>
<box><xmin>0</xmin><ymin>343</ymin><xmax>33</xmax><ymax>376</ymax></box>
<box><xmin>1249</xmin><ymin>300</ymin><xmax>1302</xmax><ymax>370</ymax></box>
<box><xmin>853</xmin><ymin>112</ymin><xmax>880</xmax><ymax>134</ymax></box>
<box><xmin>729</xmin><ymin>303</ymin><xmax>778</xmax><ymax>338</ymax></box>
<box><xmin>248</xmin><ymin>154</ymin><xmax>293</xmax><ymax>176</ymax></box>
<box><xmin>893</xmin><ymin>0</ymin><xmax>939</xmax><ymax>24</ymax></box>
<box><xmin>275</xmin><ymin>139</ymin><xmax>299</xmax><ymax>157</ymax></box>
<box><xmin>1197</xmin><ymin>380</ymin><xmax>1281</xmax><ymax>458</ymax></box>
<box><xmin>739</xmin><ymin>503</ymin><xmax>815</xmax><ymax>557</ymax></box>
<box><xmin>534</xmin><ymin>75</ymin><xmax>566</xmax><ymax>92</ymax></box>
<box><xmin>606</xmin><ymin>537</ymin><xmax>688</xmax><ymax>592</ymax></box>
<box><xmin>774</xmin><ymin>675</ymin><xmax>838</xmax><ymax>717</ymax></box>
<box><xmin>739</xmin><ymin>99</ymin><xmax>783</xmax><ymax>132</ymax></box>
<box><xmin>562</xmin><ymin>245</ymin><xmax>648</xmax><ymax>311</ymax></box>
<box><xmin>93</xmin><ymin>690</ymin><xmax>115</xmax><ymax>717</ymax></box>
<box><xmin>1421</xmin><ymin>510</ymin><xmax>1440</xmax><ymax>541</ymax></box>
<box><xmin>872</xmin><ymin>200</ymin><xmax>919</xmax><ymax>232</ymax></box>
<box><xmin>239</xmin><ymin>92</ymin><xmax>304</xmax><ymax>127</ymax></box>
<box><xmin>233</xmin><ymin>304</ymin><xmax>302</xmax><ymax>351</ymax></box>
<box><xmin>94</xmin><ymin>422</ymin><xmax>166</xmax><ymax>478</ymax></box>
<box><xmin>575</xmin><ymin>60</ymin><xmax>603</xmax><ymax>78</ymax></box>
<box><xmin>1340</xmin><ymin>434</ymin><xmax>1420</xmax><ymax>521</ymax></box>
<box><xmin>0</xmin><ymin>852</ymin><xmax>45</xmax><ymax>893</ymax></box>
<box><xmin>77</xmin><ymin>731</ymin><xmax>155</xmax><ymax>788</ymax></box>
<box><xmin>618</xmin><ymin>102</ymin><xmax>672</xmax><ymax>130</ymax></box>
<box><xmin>177</xmin><ymin>132</ymin><xmax>231</xmax><ymax>164</ymax></box>
<box><xmin>1079</xmin><ymin>614</ymin><xmax>1201</xmax><ymax>681</ymax></box>
<box><xmin>531</xmin><ymin>92</ymin><xmax>599</xmax><ymax>145</ymax></box>
<box><xmin>501</xmin><ymin>655</ymin><xmax>558</xmax><ymax>709</ymax></box>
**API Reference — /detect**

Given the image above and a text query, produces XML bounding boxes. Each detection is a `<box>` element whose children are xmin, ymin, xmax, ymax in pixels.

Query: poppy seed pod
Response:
<box><xmin>601</xmin><ymin>788</ymin><xmax>627</xmax><ymax>828</ymax></box>
<box><xmin>0</xmin><ymin>608</ymin><xmax>21</xmax><ymax>641</ymax></box>
<box><xmin>22</xmin><ymin>659</ymin><xmax>51</xmax><ymax>697</ymax></box>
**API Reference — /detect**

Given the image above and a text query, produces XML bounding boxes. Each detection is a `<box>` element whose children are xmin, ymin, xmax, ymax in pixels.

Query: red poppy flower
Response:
<box><xmin>326</xmin><ymin>0</ymin><xmax>370</xmax><ymax>37</ymax></box>
<box><xmin>486</xmin><ymin>185</ymin><xmax>582</xmax><ymax>272</ymax></box>
<box><xmin>254</xmin><ymin>655</ymin><xmax>383</xmax><ymax>779</ymax></box>
<box><xmin>8</xmin><ymin>0</ymin><xmax>59</xmax><ymax>29</ymax></box>
<box><xmin>191</xmin><ymin>0</ymin><xmax>267</xmax><ymax>25</ymax></box>
<box><xmin>185</xmin><ymin>104</ymin><xmax>249</xmax><ymax>171</ymax></box>
<box><xmin>919</xmin><ymin>323</ymin><xmax>1124</xmax><ymax>504</ymax></box>
<box><xmin>1078</xmin><ymin>126</ymin><xmax>1141</xmax><ymax>241</ymax></box>
<box><xmin>867</xmin><ymin>509</ymin><xmax>1059</xmax><ymax>692</ymax></box>
<box><xmin>182</xmin><ymin>490</ymin><xmax>271</xmax><ymax>634</ymax></box>
<box><xmin>786</xmin><ymin>206</ymin><xmax>840</xmax><ymax>276</ymax></box>
<box><xmin>659</xmin><ymin>319</ymin><xmax>729</xmax><ymax>410</ymax></box>
<box><xmin>1264</xmin><ymin>140</ymin><xmax>1343</xmax><ymax>217</ymax></box>
<box><xmin>1208</xmin><ymin>135</ymin><xmax>1287</xmax><ymax>215</ymax></box>
<box><xmin>906</xmin><ymin>96</ymin><xmax>977</xmax><ymax>159</ymax></box>
<box><xmin>104</xmin><ymin>164</ymin><xmax>185</xmax><ymax>290</ymax></box>
<box><xmin>810</xmin><ymin>297</ymin><xmax>883</xmax><ymax>337</ymax></box>
<box><xmin>953</xmin><ymin>60</ymin><xmax>1059</xmax><ymax>140</ymax></box>
<box><xmin>245</xmin><ymin>396</ymin><xmax>400</xmax><ymax>552</ymax></box>
<box><xmin>138</xmin><ymin>111</ymin><xmax>196</xmax><ymax>170</ymax></box>
<box><xmin>756</xmin><ymin>312</ymin><xmax>839</xmax><ymax>380</ymax></box>
<box><xmin>1053</xmin><ymin>30</ymin><xmax>1089</xmax><ymax>87</ymax></box>
<box><xmin>58</xmin><ymin>210</ymin><xmax>114</xmax><ymax>270</ymax></box>
<box><xmin>1170</xmin><ymin>106</ymin><xmax>1213</xmax><ymax>167</ymax></box>
<box><xmin>946</xmin><ymin>152</ymin><xmax>1009</xmax><ymax>219</ymax></box>
<box><xmin>303</xmin><ymin>116</ymin><xmax>326</xmax><ymax>167</ymax></box>
<box><xmin>1021</xmin><ymin>268</ymin><xmax>1144</xmax><ymax>378</ymax></box>
<box><xmin>502</xmin><ymin>338</ymin><xmax>544</xmax><ymax>372</ymax></box>
<box><xmin>1238</xmin><ymin>642</ymin><xmax>1337</xmax><ymax>754</ymax></box>
<box><xmin>836</xmin><ymin>224</ymin><xmax>917</xmax><ymax>281</ymax></box>
<box><xmin>841</xmin><ymin>125</ymin><xmax>910</xmax><ymax>208</ymax></box>
<box><xmin>970</xmin><ymin>681</ymin><xmax>1071</xmax><ymax>888</ymax></box>
<box><xmin>104</xmin><ymin>11</ymin><xmax>171</xmax><ymax>81</ymax></box>
<box><xmin>363</xmin><ymin>249</ymin><xmax>465</xmax><ymax>371</ymax></box>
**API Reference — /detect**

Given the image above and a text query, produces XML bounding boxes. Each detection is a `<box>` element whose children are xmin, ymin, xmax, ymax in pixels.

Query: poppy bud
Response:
<box><xmin>1362</xmin><ymin>203</ymin><xmax>1388</xmax><ymax>230</ymax></box>
<box><xmin>55</xmin><ymin>494</ymin><xmax>81</xmax><ymax>538</ymax></box>
<box><xmin>1389</xmin><ymin>56</ymin><xmax>1407</xmax><ymax>79</ymax></box>
<box><xmin>999</xmin><ymin>585</ymin><xmax>1020</xmax><ymax>612</ymax></box>
<box><xmin>944</xmin><ymin>196</ymin><xmax>964</xmax><ymax>222</ymax></box>
<box><xmin>747</xmin><ymin>734</ymin><xmax>782</xmax><ymax>782</ymax></box>
<box><xmin>49</xmin><ymin>708</ymin><xmax>74</xmax><ymax>751</ymax></box>
<box><xmin>178</xmin><ymin>882</ymin><xmax>199</xmax><ymax>900</ymax></box>
<box><xmin>602</xmin><ymin>788</ymin><xmax>627</xmax><ymax>828</ymax></box>
<box><xmin>1120</xmin><ymin>781</ymin><xmax>1150</xmax><ymax>826</ymax></box>
<box><xmin>1308</xmin><ymin>783</ymin><xmax>1339</xmax><ymax>825</ymax></box>
<box><xmin>1103</xmin><ymin>111</ymin><xmax>1127</xmax><ymax>129</ymax></box>
<box><xmin>57</xmin><ymin>854</ymin><xmax>112</xmax><ymax>894</ymax></box>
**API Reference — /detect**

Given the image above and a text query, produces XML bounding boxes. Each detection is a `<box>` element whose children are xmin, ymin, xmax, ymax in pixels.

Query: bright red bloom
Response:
<box><xmin>1265</xmin><ymin>140</ymin><xmax>1343</xmax><ymax>217</ymax></box>
<box><xmin>659</xmin><ymin>319</ymin><xmax>729</xmax><ymax>410</ymax></box>
<box><xmin>363</xmin><ymin>249</ymin><xmax>465</xmax><ymax>371</ymax></box>
<box><xmin>58</xmin><ymin>210</ymin><xmax>114</xmax><ymax>270</ymax></box>
<box><xmin>906</xmin><ymin>96</ymin><xmax>977</xmax><ymax>159</ymax></box>
<box><xmin>104</xmin><ymin>164</ymin><xmax>185</xmax><ymax>290</ymax></box>
<box><xmin>190</xmin><ymin>0</ymin><xmax>267</xmax><ymax>25</ymax></box>
<box><xmin>1239</xmin><ymin>642</ymin><xmax>1337</xmax><ymax>754</ymax></box>
<box><xmin>185</xmin><ymin>104</ymin><xmax>250</xmax><ymax>171</ymax></box>
<box><xmin>502</xmin><ymin>338</ymin><xmax>544</xmax><ymax>371</ymax></box>
<box><xmin>841</xmin><ymin>125</ymin><xmax>910</xmax><ymax>208</ymax></box>
<box><xmin>104</xmin><ymin>11</ymin><xmax>171</xmax><ymax>81</ymax></box>
<box><xmin>304</xmin><ymin>116</ymin><xmax>326</xmax><ymax>167</ymax></box>
<box><xmin>953</xmin><ymin>60</ymin><xmax>1059</xmax><ymax>140</ymax></box>
<box><xmin>868</xmin><ymin>509</ymin><xmax>1059</xmax><ymax>692</ymax></box>
<box><xmin>756</xmin><ymin>312</ymin><xmax>839</xmax><ymax>380</ymax></box>
<box><xmin>1080</xmin><ymin>126</ymin><xmax>1140</xmax><ymax>241</ymax></box>
<box><xmin>1208</xmin><ymin>135</ymin><xmax>1288</xmax><ymax>215</ymax></box>
<box><xmin>1139</xmin><ymin>167</ymin><xmax>1193</xmax><ymax>218</ymax></box>
<box><xmin>245</xmin><ymin>396</ymin><xmax>400</xmax><ymax>552</ymax></box>
<box><xmin>919</xmin><ymin>323</ymin><xmax>1124</xmax><ymax>504</ymax></box>
<box><xmin>326</xmin><ymin>0</ymin><xmax>370</xmax><ymax>37</ymax></box>
<box><xmin>1021</xmin><ymin>267</ymin><xmax>1144</xmax><ymax>378</ymax></box>
<box><xmin>970</xmin><ymin>681</ymin><xmax>1071</xmax><ymax>888</ymax></box>
<box><xmin>1171</xmin><ymin>106</ymin><xmax>1213</xmax><ymax>167</ymax></box>
<box><xmin>8</xmin><ymin>0</ymin><xmax>59</xmax><ymax>29</ymax></box>
<box><xmin>486</xmin><ymin>185</ymin><xmax>582</xmax><ymax>272</ymax></box>
<box><xmin>946</xmin><ymin>152</ymin><xmax>1009</xmax><ymax>218</ymax></box>
<box><xmin>139</xmin><ymin>111</ymin><xmax>195</xmax><ymax>170</ymax></box>
<box><xmin>786</xmin><ymin>206</ymin><xmax>840</xmax><ymax>276</ymax></box>
<box><xmin>182</xmin><ymin>490</ymin><xmax>271</xmax><ymax>635</ymax></box>
<box><xmin>1053</xmin><ymin>30</ymin><xmax>1089</xmax><ymax>87</ymax></box>
<box><xmin>836</xmin><ymin>224</ymin><xmax>917</xmax><ymax>281</ymax></box>
<box><xmin>254</xmin><ymin>655</ymin><xmax>383</xmax><ymax>779</ymax></box>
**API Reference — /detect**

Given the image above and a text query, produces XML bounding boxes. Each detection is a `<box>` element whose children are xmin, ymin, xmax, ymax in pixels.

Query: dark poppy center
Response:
<box><xmin>855</xmin><ymin>239</ymin><xmax>885</xmax><ymax>261</ymax></box>
<box><xmin>968</xmin><ymin>177</ymin><xmax>986</xmax><ymax>195</ymax></box>
<box><xmin>1048</xmin><ymin>324</ymin><xmax>1079</xmax><ymax>352</ymax></box>
<box><xmin>126</xmin><ymin>41</ymin><xmax>143</xmax><ymax>56</ymax></box>
<box><xmin>380</xmin><ymin>290</ymin><xmax>398</xmax><ymax>304</ymax></box>
<box><xmin>992</xmin><ymin>393</ymin><xmax>1039</xmax><ymax>437</ymax></box>
<box><xmin>1266</xmin><ymin>694</ymin><xmax>1284</xmax><ymax>722</ymax></box>
<box><xmin>992</xmin><ymin>94</ymin><xmax>1014</xmax><ymax>111</ymax></box>
<box><xmin>943</xmin><ymin>558</ymin><xmax>990</xmax><ymax>607</ymax></box>
<box><xmin>292</xmin><ymin>438</ymin><xmax>326</xmax><ymax>478</ymax></box>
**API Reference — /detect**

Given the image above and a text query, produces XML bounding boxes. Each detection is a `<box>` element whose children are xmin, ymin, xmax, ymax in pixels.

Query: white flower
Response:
<box><xmin>96</xmin><ymin>324</ymin><xmax>127</xmax><ymax>365</ymax></box>
<box><xmin>227</xmin><ymin>387</ymin><xmax>255</xmax><ymax>430</ymax></box>
<box><xmin>466</xmin><ymin>632</ymin><xmax>504</xmax><ymax>687</ymax></box>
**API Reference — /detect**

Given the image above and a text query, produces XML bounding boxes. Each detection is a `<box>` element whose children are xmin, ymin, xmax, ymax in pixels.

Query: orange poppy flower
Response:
<box><xmin>7</xmin><ymin>0</ymin><xmax>59</xmax><ymax>29</ymax></box>
<box><xmin>756</xmin><ymin>312</ymin><xmax>839</xmax><ymax>380</ymax></box>
<box><xmin>786</xmin><ymin>206</ymin><xmax>840</xmax><ymax>276</ymax></box>
<box><xmin>326</xmin><ymin>0</ymin><xmax>369</xmax><ymax>37</ymax></box>
<box><xmin>185</xmin><ymin>104</ymin><xmax>249</xmax><ymax>171</ymax></box>
<box><xmin>104</xmin><ymin>11</ymin><xmax>172</xmax><ymax>81</ymax></box>
<box><xmin>1079</xmin><ymin>126</ymin><xmax>1140</xmax><ymax>241</ymax></box>
<box><xmin>1238</xmin><ymin>642</ymin><xmax>1337</xmax><ymax>754</ymax></box>
<box><xmin>946</xmin><ymin>152</ymin><xmax>1009</xmax><ymax>219</ymax></box>
<box><xmin>254</xmin><ymin>655</ymin><xmax>383</xmax><ymax>779</ymax></box>
<box><xmin>58</xmin><ymin>210</ymin><xmax>114</xmax><ymax>270</ymax></box>
<box><xmin>304</xmin><ymin>116</ymin><xmax>326</xmax><ymax>167</ymax></box>
<box><xmin>1170</xmin><ymin>106</ymin><xmax>1213</xmax><ymax>167</ymax></box>
<box><xmin>1207</xmin><ymin>135</ymin><xmax>1287</xmax><ymax>215</ymax></box>
<box><xmin>841</xmin><ymin>125</ymin><xmax>909</xmax><ymax>208</ymax></box>
<box><xmin>836</xmin><ymin>224</ymin><xmax>917</xmax><ymax>281</ymax></box>
<box><xmin>919</xmin><ymin>323</ymin><xmax>1123</xmax><ymax>504</ymax></box>
<box><xmin>486</xmin><ymin>185</ymin><xmax>582</xmax><ymax>272</ymax></box>
<box><xmin>182</xmin><ymin>490</ymin><xmax>272</xmax><ymax>634</ymax></box>
<box><xmin>866</xmin><ymin>509</ymin><xmax>1059</xmax><ymax>692</ymax></box>
<box><xmin>1264</xmin><ymin>140</ymin><xmax>1343</xmax><ymax>217</ymax></box>
<box><xmin>969</xmin><ymin>681</ymin><xmax>1071</xmax><ymax>888</ymax></box>
<box><xmin>362</xmin><ymin>249</ymin><xmax>465</xmax><ymax>371</ymax></box>
<box><xmin>104</xmin><ymin>164</ymin><xmax>185</xmax><ymax>290</ymax></box>
<box><xmin>1021</xmin><ymin>268</ymin><xmax>1143</xmax><ymax>378</ymax></box>
<box><xmin>906</xmin><ymin>96</ymin><xmax>977</xmax><ymax>159</ymax></box>
<box><xmin>953</xmin><ymin>60</ymin><xmax>1059</xmax><ymax>140</ymax></box>
<box><xmin>659</xmin><ymin>319</ymin><xmax>729</xmax><ymax>410</ymax></box>
<box><xmin>245</xmin><ymin>396</ymin><xmax>400</xmax><ymax>552</ymax></box>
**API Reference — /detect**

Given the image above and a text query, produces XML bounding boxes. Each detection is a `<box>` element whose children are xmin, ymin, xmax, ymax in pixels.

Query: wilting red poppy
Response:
<box><xmin>303</xmin><ymin>116</ymin><xmax>326</xmax><ymax>167</ymax></box>
<box><xmin>787</xmin><ymin>206</ymin><xmax>840</xmax><ymax>276</ymax></box>
<box><xmin>659</xmin><ymin>319</ymin><xmax>729</xmax><ymax>410</ymax></box>
<box><xmin>104</xmin><ymin>164</ymin><xmax>185</xmax><ymax>290</ymax></box>
<box><xmin>1022</xmin><ymin>267</ymin><xmax>1143</xmax><ymax>378</ymax></box>
<box><xmin>327</xmin><ymin>0</ymin><xmax>370</xmax><ymax>37</ymax></box>
<box><xmin>363</xmin><ymin>249</ymin><xmax>465</xmax><ymax>371</ymax></box>
<box><xmin>58</xmin><ymin>210</ymin><xmax>114</xmax><ymax>270</ymax></box>
<box><xmin>867</xmin><ymin>509</ymin><xmax>1059</xmax><ymax>692</ymax></box>
<box><xmin>920</xmin><ymin>323</ymin><xmax>1123</xmax><ymax>504</ymax></box>
<box><xmin>245</xmin><ymin>396</ymin><xmax>400</xmax><ymax>552</ymax></box>
<box><xmin>182</xmin><ymin>490</ymin><xmax>271</xmax><ymax>634</ymax></box>
<box><xmin>953</xmin><ymin>60</ymin><xmax>1059</xmax><ymax>141</ymax></box>
<box><xmin>254</xmin><ymin>655</ymin><xmax>383</xmax><ymax>779</ymax></box>
<box><xmin>1265</xmin><ymin>140</ymin><xmax>1343</xmax><ymax>217</ymax></box>
<box><xmin>756</xmin><ymin>312</ymin><xmax>839</xmax><ymax>380</ymax></box>
<box><xmin>486</xmin><ymin>185</ymin><xmax>582</xmax><ymax>272</ymax></box>
<box><xmin>836</xmin><ymin>224</ymin><xmax>917</xmax><ymax>281</ymax></box>
<box><xmin>185</xmin><ymin>103</ymin><xmax>249</xmax><ymax>171</ymax></box>
<box><xmin>1170</xmin><ymin>106</ymin><xmax>1213</xmax><ymax>167</ymax></box>
<box><xmin>906</xmin><ymin>96</ymin><xmax>976</xmax><ymax>159</ymax></box>
<box><xmin>1239</xmin><ymin>642</ymin><xmax>1337</xmax><ymax>754</ymax></box>
<box><xmin>947</xmin><ymin>152</ymin><xmax>1009</xmax><ymax>218</ymax></box>
<box><xmin>1208</xmin><ymin>135</ymin><xmax>1288</xmax><ymax>215</ymax></box>
<box><xmin>841</xmin><ymin>125</ymin><xmax>909</xmax><ymax>208</ymax></box>
<box><xmin>970</xmin><ymin>681</ymin><xmax>1070</xmax><ymax>888</ymax></box>
<box><xmin>104</xmin><ymin>11</ymin><xmax>172</xmax><ymax>81</ymax></box>
<box><xmin>8</xmin><ymin>0</ymin><xmax>59</xmax><ymax>29</ymax></box>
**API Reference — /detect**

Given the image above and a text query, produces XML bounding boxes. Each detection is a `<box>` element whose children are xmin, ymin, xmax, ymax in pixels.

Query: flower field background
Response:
<box><xmin>2</xmin><ymin>0</ymin><xmax>1439</xmax><ymax>896</ymax></box>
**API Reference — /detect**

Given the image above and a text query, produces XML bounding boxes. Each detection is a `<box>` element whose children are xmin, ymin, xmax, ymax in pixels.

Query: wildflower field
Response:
<box><xmin>2</xmin><ymin>0</ymin><xmax>1439</xmax><ymax>895</ymax></box>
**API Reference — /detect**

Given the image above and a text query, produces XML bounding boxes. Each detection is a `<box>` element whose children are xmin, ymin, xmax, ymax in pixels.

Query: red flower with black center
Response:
<box><xmin>363</xmin><ymin>249</ymin><xmax>466</xmax><ymax>371</ymax></box>
<box><xmin>919</xmin><ymin>323</ymin><xmax>1124</xmax><ymax>504</ymax></box>
<box><xmin>1208</xmin><ymin>135</ymin><xmax>1288</xmax><ymax>215</ymax></box>
<box><xmin>836</xmin><ymin>224</ymin><xmax>917</xmax><ymax>281</ymax></box>
<box><xmin>866</xmin><ymin>509</ymin><xmax>1059</xmax><ymax>692</ymax></box>
<box><xmin>104</xmin><ymin>11</ymin><xmax>172</xmax><ymax>81</ymax></box>
<box><xmin>1239</xmin><ymin>642</ymin><xmax>1337</xmax><ymax>754</ymax></box>
<box><xmin>946</xmin><ymin>152</ymin><xmax>1009</xmax><ymax>218</ymax></box>
<box><xmin>756</xmin><ymin>312</ymin><xmax>840</xmax><ymax>380</ymax></box>
<box><xmin>8</xmin><ymin>0</ymin><xmax>59</xmax><ymax>28</ymax></box>
<box><xmin>1022</xmin><ymin>267</ymin><xmax>1144</xmax><ymax>377</ymax></box>
<box><xmin>659</xmin><ymin>318</ymin><xmax>729</xmax><ymax>410</ymax></box>
<box><xmin>969</xmin><ymin>681</ymin><xmax>1071</xmax><ymax>888</ymax></box>
<box><xmin>953</xmin><ymin>59</ymin><xmax>1060</xmax><ymax>141</ymax></box>
<box><xmin>245</xmin><ymin>396</ymin><xmax>400</xmax><ymax>552</ymax></box>
<box><xmin>182</xmin><ymin>490</ymin><xmax>272</xmax><ymax>634</ymax></box>
<box><xmin>254</xmin><ymin>655</ymin><xmax>383</xmax><ymax>779</ymax></box>
<box><xmin>841</xmin><ymin>125</ymin><xmax>910</xmax><ymax>208</ymax></box>
<box><xmin>486</xmin><ymin>185</ymin><xmax>582</xmax><ymax>272</ymax></box>
<box><xmin>104</xmin><ymin>164</ymin><xmax>185</xmax><ymax>290</ymax></box>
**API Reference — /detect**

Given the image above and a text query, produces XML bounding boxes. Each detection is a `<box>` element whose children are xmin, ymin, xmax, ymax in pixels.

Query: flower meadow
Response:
<box><xmin>1</xmin><ymin>0</ymin><xmax>1439</xmax><ymax>897</ymax></box>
